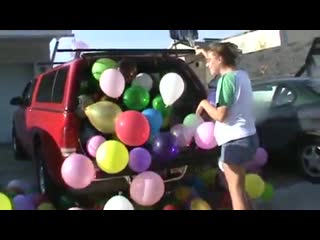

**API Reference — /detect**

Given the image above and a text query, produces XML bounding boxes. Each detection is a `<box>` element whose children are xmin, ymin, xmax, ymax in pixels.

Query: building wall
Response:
<box><xmin>283</xmin><ymin>30</ymin><xmax>320</xmax><ymax>45</ymax></box>
<box><xmin>0</xmin><ymin>30</ymin><xmax>73</xmax><ymax>39</ymax></box>
<box><xmin>0</xmin><ymin>38</ymin><xmax>51</xmax><ymax>64</ymax></box>
<box><xmin>221</xmin><ymin>30</ymin><xmax>282</xmax><ymax>54</ymax></box>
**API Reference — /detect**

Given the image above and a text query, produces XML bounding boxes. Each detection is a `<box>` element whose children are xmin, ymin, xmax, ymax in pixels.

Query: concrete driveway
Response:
<box><xmin>1</xmin><ymin>144</ymin><xmax>320</xmax><ymax>210</ymax></box>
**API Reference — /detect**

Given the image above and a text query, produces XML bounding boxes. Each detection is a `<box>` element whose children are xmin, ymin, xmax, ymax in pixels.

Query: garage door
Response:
<box><xmin>0</xmin><ymin>64</ymin><xmax>34</xmax><ymax>143</ymax></box>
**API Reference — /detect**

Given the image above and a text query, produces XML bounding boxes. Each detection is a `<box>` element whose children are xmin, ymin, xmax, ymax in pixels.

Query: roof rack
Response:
<box><xmin>56</xmin><ymin>48</ymin><xmax>195</xmax><ymax>59</ymax></box>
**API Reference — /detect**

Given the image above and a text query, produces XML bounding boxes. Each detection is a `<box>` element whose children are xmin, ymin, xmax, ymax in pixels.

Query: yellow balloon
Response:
<box><xmin>190</xmin><ymin>198</ymin><xmax>212</xmax><ymax>210</ymax></box>
<box><xmin>0</xmin><ymin>192</ymin><xmax>12</xmax><ymax>210</ymax></box>
<box><xmin>85</xmin><ymin>101</ymin><xmax>122</xmax><ymax>134</ymax></box>
<box><xmin>96</xmin><ymin>140</ymin><xmax>129</xmax><ymax>174</ymax></box>
<box><xmin>245</xmin><ymin>174</ymin><xmax>265</xmax><ymax>199</ymax></box>
<box><xmin>37</xmin><ymin>202</ymin><xmax>56</xmax><ymax>210</ymax></box>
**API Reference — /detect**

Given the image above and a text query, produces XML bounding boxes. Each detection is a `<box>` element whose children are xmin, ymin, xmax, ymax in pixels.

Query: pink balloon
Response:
<box><xmin>194</xmin><ymin>122</ymin><xmax>217</xmax><ymax>150</ymax></box>
<box><xmin>130</xmin><ymin>171</ymin><xmax>165</xmax><ymax>206</ymax></box>
<box><xmin>99</xmin><ymin>69</ymin><xmax>125</xmax><ymax>98</ymax></box>
<box><xmin>86</xmin><ymin>135</ymin><xmax>106</xmax><ymax>157</ymax></box>
<box><xmin>61</xmin><ymin>154</ymin><xmax>96</xmax><ymax>189</ymax></box>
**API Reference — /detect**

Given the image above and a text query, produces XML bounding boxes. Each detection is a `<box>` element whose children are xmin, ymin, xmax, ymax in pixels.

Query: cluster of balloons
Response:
<box><xmin>0</xmin><ymin>179</ymin><xmax>56</xmax><ymax>210</ymax></box>
<box><xmin>59</xmin><ymin>57</ymin><xmax>190</xmax><ymax>209</ymax></box>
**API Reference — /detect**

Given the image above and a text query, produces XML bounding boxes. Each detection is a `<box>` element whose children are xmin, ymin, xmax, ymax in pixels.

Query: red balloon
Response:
<box><xmin>115</xmin><ymin>111</ymin><xmax>150</xmax><ymax>146</ymax></box>
<box><xmin>163</xmin><ymin>204</ymin><xmax>178</xmax><ymax>210</ymax></box>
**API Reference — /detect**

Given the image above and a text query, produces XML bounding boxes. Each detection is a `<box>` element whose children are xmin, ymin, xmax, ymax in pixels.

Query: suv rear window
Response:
<box><xmin>36</xmin><ymin>66</ymin><xmax>69</xmax><ymax>103</ymax></box>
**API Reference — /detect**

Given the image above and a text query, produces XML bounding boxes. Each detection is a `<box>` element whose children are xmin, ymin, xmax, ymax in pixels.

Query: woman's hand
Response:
<box><xmin>194</xmin><ymin>46</ymin><xmax>208</xmax><ymax>59</ymax></box>
<box><xmin>196</xmin><ymin>100</ymin><xmax>207</xmax><ymax>116</ymax></box>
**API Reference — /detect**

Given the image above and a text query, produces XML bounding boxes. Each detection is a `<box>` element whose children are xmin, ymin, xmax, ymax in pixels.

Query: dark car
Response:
<box><xmin>252</xmin><ymin>77</ymin><xmax>320</xmax><ymax>182</ymax></box>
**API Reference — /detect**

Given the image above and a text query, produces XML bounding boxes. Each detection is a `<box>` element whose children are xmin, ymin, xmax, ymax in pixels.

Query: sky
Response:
<box><xmin>52</xmin><ymin>30</ymin><xmax>246</xmax><ymax>62</ymax></box>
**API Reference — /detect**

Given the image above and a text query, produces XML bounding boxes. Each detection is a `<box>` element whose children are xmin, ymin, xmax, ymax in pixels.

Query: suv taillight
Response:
<box><xmin>60</xmin><ymin>124</ymin><xmax>78</xmax><ymax>158</ymax></box>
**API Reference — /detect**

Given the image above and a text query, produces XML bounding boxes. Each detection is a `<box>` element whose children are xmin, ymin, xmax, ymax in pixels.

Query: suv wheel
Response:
<box><xmin>12</xmin><ymin>128</ymin><xmax>26</xmax><ymax>160</ymax></box>
<box><xmin>297</xmin><ymin>138</ymin><xmax>320</xmax><ymax>183</ymax></box>
<box><xmin>33</xmin><ymin>143</ymin><xmax>62</xmax><ymax>207</ymax></box>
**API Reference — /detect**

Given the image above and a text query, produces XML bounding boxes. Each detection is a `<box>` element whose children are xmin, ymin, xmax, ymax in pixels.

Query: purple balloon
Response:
<box><xmin>129</xmin><ymin>147</ymin><xmax>152</xmax><ymax>173</ymax></box>
<box><xmin>86</xmin><ymin>135</ymin><xmax>106</xmax><ymax>157</ymax></box>
<box><xmin>152</xmin><ymin>132</ymin><xmax>179</xmax><ymax>164</ymax></box>
<box><xmin>170</xmin><ymin>124</ymin><xmax>188</xmax><ymax>147</ymax></box>
<box><xmin>254</xmin><ymin>147</ymin><xmax>268</xmax><ymax>166</ymax></box>
<box><xmin>13</xmin><ymin>194</ymin><xmax>35</xmax><ymax>210</ymax></box>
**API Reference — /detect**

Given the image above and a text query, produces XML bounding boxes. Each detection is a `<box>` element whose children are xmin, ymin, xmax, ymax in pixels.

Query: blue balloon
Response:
<box><xmin>142</xmin><ymin>109</ymin><xmax>163</xmax><ymax>132</ymax></box>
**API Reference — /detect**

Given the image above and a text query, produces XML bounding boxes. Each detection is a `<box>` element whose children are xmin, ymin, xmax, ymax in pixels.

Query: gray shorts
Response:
<box><xmin>219</xmin><ymin>133</ymin><xmax>259</xmax><ymax>167</ymax></box>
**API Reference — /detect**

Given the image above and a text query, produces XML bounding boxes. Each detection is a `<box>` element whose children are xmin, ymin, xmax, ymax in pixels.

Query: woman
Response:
<box><xmin>195</xmin><ymin>42</ymin><xmax>259</xmax><ymax>210</ymax></box>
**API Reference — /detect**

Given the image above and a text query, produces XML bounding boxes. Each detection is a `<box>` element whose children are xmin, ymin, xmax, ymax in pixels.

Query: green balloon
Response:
<box><xmin>152</xmin><ymin>95</ymin><xmax>172</xmax><ymax>117</ymax></box>
<box><xmin>261</xmin><ymin>183</ymin><xmax>274</xmax><ymax>201</ymax></box>
<box><xmin>59</xmin><ymin>195</ymin><xmax>75</xmax><ymax>209</ymax></box>
<box><xmin>123</xmin><ymin>86</ymin><xmax>150</xmax><ymax>110</ymax></box>
<box><xmin>91</xmin><ymin>58</ymin><xmax>119</xmax><ymax>81</ymax></box>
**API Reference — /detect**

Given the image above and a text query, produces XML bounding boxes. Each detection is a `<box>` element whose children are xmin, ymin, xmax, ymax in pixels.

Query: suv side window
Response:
<box><xmin>36</xmin><ymin>67</ymin><xmax>69</xmax><ymax>103</ymax></box>
<box><xmin>22</xmin><ymin>78</ymin><xmax>37</xmax><ymax>106</ymax></box>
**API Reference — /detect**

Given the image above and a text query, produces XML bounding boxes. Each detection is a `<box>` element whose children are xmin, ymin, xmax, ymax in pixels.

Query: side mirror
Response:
<box><xmin>10</xmin><ymin>97</ymin><xmax>23</xmax><ymax>106</ymax></box>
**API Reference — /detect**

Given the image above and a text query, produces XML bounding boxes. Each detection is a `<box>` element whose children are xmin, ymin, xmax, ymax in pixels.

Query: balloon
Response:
<box><xmin>195</xmin><ymin>122</ymin><xmax>217</xmax><ymax>150</ymax></box>
<box><xmin>86</xmin><ymin>135</ymin><xmax>106</xmax><ymax>157</ymax></box>
<box><xmin>170</xmin><ymin>124</ymin><xmax>191</xmax><ymax>147</ymax></box>
<box><xmin>199</xmin><ymin>168</ymin><xmax>218</xmax><ymax>186</ymax></box>
<box><xmin>85</xmin><ymin>101</ymin><xmax>122</xmax><ymax>134</ymax></box>
<box><xmin>99</xmin><ymin>69</ymin><xmax>125</xmax><ymax>98</ymax></box>
<box><xmin>59</xmin><ymin>195</ymin><xmax>76</xmax><ymax>209</ymax></box>
<box><xmin>96</xmin><ymin>140</ymin><xmax>129</xmax><ymax>174</ymax></box>
<box><xmin>159</xmin><ymin>72</ymin><xmax>185</xmax><ymax>106</ymax></box>
<box><xmin>6</xmin><ymin>179</ymin><xmax>31</xmax><ymax>195</ymax></box>
<box><xmin>123</xmin><ymin>86</ymin><xmax>150</xmax><ymax>110</ymax></box>
<box><xmin>115</xmin><ymin>111</ymin><xmax>150</xmax><ymax>146</ymax></box>
<box><xmin>152</xmin><ymin>132</ymin><xmax>180</xmax><ymax>163</ymax></box>
<box><xmin>103</xmin><ymin>195</ymin><xmax>134</xmax><ymax>210</ymax></box>
<box><xmin>69</xmin><ymin>207</ymin><xmax>84</xmax><ymax>210</ymax></box>
<box><xmin>130</xmin><ymin>171</ymin><xmax>165</xmax><ymax>206</ymax></box>
<box><xmin>72</xmin><ymin>40</ymin><xmax>89</xmax><ymax>50</ymax></box>
<box><xmin>152</xmin><ymin>95</ymin><xmax>172</xmax><ymax>117</ymax></box>
<box><xmin>38</xmin><ymin>202</ymin><xmax>56</xmax><ymax>210</ymax></box>
<box><xmin>129</xmin><ymin>147</ymin><xmax>152</xmax><ymax>173</ymax></box>
<box><xmin>92</xmin><ymin>58</ymin><xmax>119</xmax><ymax>81</ymax></box>
<box><xmin>190</xmin><ymin>198</ymin><xmax>212</xmax><ymax>210</ymax></box>
<box><xmin>142</xmin><ymin>109</ymin><xmax>163</xmax><ymax>132</ymax></box>
<box><xmin>261</xmin><ymin>182</ymin><xmax>274</xmax><ymax>201</ymax></box>
<box><xmin>183</xmin><ymin>113</ymin><xmax>204</xmax><ymax>129</ymax></box>
<box><xmin>163</xmin><ymin>204</ymin><xmax>178</xmax><ymax>210</ymax></box>
<box><xmin>0</xmin><ymin>192</ymin><xmax>12</xmax><ymax>210</ymax></box>
<box><xmin>13</xmin><ymin>194</ymin><xmax>35</xmax><ymax>210</ymax></box>
<box><xmin>254</xmin><ymin>147</ymin><xmax>268</xmax><ymax>167</ymax></box>
<box><xmin>61</xmin><ymin>154</ymin><xmax>96</xmax><ymax>189</ymax></box>
<box><xmin>132</xmin><ymin>73</ymin><xmax>153</xmax><ymax>91</ymax></box>
<box><xmin>245</xmin><ymin>174</ymin><xmax>265</xmax><ymax>199</ymax></box>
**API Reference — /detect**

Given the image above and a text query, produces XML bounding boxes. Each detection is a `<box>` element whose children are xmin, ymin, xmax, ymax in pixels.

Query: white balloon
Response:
<box><xmin>103</xmin><ymin>195</ymin><xmax>134</xmax><ymax>210</ymax></box>
<box><xmin>132</xmin><ymin>73</ymin><xmax>153</xmax><ymax>91</ymax></box>
<box><xmin>159</xmin><ymin>73</ymin><xmax>185</xmax><ymax>106</ymax></box>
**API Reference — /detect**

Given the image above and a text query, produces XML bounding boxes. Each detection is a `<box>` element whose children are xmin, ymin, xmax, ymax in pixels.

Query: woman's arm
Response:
<box><xmin>194</xmin><ymin>46</ymin><xmax>208</xmax><ymax>59</ymax></box>
<box><xmin>197</xmin><ymin>99</ymin><xmax>228</xmax><ymax>122</ymax></box>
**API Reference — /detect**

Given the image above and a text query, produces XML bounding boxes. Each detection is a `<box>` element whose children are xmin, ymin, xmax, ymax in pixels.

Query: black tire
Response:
<box><xmin>12</xmin><ymin>128</ymin><xmax>27</xmax><ymax>160</ymax></box>
<box><xmin>33</xmin><ymin>141</ymin><xmax>63</xmax><ymax>208</ymax></box>
<box><xmin>297</xmin><ymin>137</ymin><xmax>320</xmax><ymax>183</ymax></box>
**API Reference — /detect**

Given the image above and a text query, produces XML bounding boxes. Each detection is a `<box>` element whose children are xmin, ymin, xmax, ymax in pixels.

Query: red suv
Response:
<box><xmin>10</xmin><ymin>49</ymin><xmax>217</xmax><ymax>206</ymax></box>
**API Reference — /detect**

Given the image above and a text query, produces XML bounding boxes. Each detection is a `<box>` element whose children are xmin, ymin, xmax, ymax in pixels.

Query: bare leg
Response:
<box><xmin>223</xmin><ymin>163</ymin><xmax>252</xmax><ymax>210</ymax></box>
